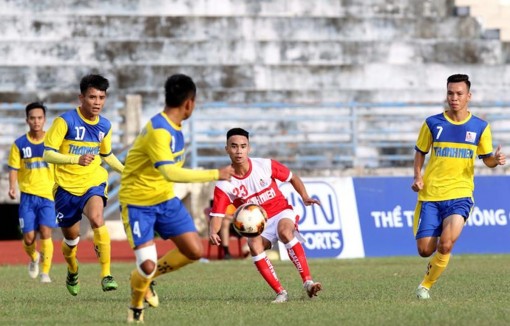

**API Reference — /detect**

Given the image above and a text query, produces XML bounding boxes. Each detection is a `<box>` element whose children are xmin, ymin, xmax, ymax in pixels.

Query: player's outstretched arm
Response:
<box><xmin>157</xmin><ymin>164</ymin><xmax>233</xmax><ymax>183</ymax></box>
<box><xmin>102</xmin><ymin>153</ymin><xmax>124</xmax><ymax>173</ymax></box>
<box><xmin>43</xmin><ymin>150</ymin><xmax>80</xmax><ymax>165</ymax></box>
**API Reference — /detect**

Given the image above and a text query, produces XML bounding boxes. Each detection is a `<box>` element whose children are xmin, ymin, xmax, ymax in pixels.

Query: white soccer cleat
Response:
<box><xmin>28</xmin><ymin>252</ymin><xmax>40</xmax><ymax>279</ymax></box>
<box><xmin>40</xmin><ymin>273</ymin><xmax>52</xmax><ymax>283</ymax></box>
<box><xmin>415</xmin><ymin>285</ymin><xmax>431</xmax><ymax>299</ymax></box>
<box><xmin>272</xmin><ymin>290</ymin><xmax>288</xmax><ymax>303</ymax></box>
<box><xmin>303</xmin><ymin>280</ymin><xmax>322</xmax><ymax>298</ymax></box>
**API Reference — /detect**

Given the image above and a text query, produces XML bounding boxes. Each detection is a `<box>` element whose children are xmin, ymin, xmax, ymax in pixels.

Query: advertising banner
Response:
<box><xmin>279</xmin><ymin>178</ymin><xmax>365</xmax><ymax>259</ymax></box>
<box><xmin>279</xmin><ymin>175</ymin><xmax>510</xmax><ymax>259</ymax></box>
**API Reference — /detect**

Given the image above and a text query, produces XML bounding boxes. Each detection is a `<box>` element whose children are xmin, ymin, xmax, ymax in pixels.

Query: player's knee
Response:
<box><xmin>417</xmin><ymin>246</ymin><xmax>434</xmax><ymax>257</ymax></box>
<box><xmin>23</xmin><ymin>233</ymin><xmax>36</xmax><ymax>245</ymax></box>
<box><xmin>139</xmin><ymin>260</ymin><xmax>156</xmax><ymax>277</ymax></box>
<box><xmin>438</xmin><ymin>241</ymin><xmax>454</xmax><ymax>254</ymax></box>
<box><xmin>135</xmin><ymin>245</ymin><xmax>157</xmax><ymax>278</ymax></box>
<box><xmin>277</xmin><ymin>229</ymin><xmax>294</xmax><ymax>243</ymax></box>
<box><xmin>185</xmin><ymin>246</ymin><xmax>203</xmax><ymax>261</ymax></box>
<box><xmin>88</xmin><ymin>216</ymin><xmax>105</xmax><ymax>229</ymax></box>
<box><xmin>64</xmin><ymin>236</ymin><xmax>80</xmax><ymax>248</ymax></box>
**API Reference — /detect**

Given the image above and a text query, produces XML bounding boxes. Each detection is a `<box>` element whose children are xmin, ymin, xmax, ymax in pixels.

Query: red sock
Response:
<box><xmin>286</xmin><ymin>238</ymin><xmax>312</xmax><ymax>283</ymax></box>
<box><xmin>253</xmin><ymin>253</ymin><xmax>284</xmax><ymax>293</ymax></box>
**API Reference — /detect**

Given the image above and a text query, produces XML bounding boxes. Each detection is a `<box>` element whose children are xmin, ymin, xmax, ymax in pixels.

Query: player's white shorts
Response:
<box><xmin>261</xmin><ymin>208</ymin><xmax>305</xmax><ymax>248</ymax></box>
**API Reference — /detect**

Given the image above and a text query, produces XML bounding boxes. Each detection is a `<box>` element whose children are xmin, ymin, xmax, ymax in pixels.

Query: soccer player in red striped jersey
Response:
<box><xmin>209</xmin><ymin>128</ymin><xmax>322</xmax><ymax>303</ymax></box>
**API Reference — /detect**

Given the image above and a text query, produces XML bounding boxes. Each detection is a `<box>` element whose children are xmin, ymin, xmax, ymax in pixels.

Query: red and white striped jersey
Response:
<box><xmin>211</xmin><ymin>157</ymin><xmax>293</xmax><ymax>219</ymax></box>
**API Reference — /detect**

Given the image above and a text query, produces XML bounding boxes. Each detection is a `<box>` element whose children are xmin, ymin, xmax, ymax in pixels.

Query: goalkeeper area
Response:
<box><xmin>1</xmin><ymin>255</ymin><xmax>509</xmax><ymax>325</ymax></box>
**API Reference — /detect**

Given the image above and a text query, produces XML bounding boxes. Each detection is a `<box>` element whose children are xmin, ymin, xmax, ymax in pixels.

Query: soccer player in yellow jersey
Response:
<box><xmin>411</xmin><ymin>74</ymin><xmax>506</xmax><ymax>299</ymax></box>
<box><xmin>7</xmin><ymin>102</ymin><xmax>56</xmax><ymax>283</ymax></box>
<box><xmin>43</xmin><ymin>74</ymin><xmax>124</xmax><ymax>296</ymax></box>
<box><xmin>119</xmin><ymin>74</ymin><xmax>233</xmax><ymax>323</ymax></box>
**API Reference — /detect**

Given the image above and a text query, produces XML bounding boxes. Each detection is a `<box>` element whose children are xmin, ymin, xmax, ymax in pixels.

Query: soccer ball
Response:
<box><xmin>232</xmin><ymin>203</ymin><xmax>268</xmax><ymax>238</ymax></box>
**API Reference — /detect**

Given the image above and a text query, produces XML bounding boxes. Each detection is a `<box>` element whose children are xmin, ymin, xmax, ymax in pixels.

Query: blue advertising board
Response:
<box><xmin>353</xmin><ymin>175</ymin><xmax>510</xmax><ymax>257</ymax></box>
<box><xmin>353</xmin><ymin>176</ymin><xmax>417</xmax><ymax>257</ymax></box>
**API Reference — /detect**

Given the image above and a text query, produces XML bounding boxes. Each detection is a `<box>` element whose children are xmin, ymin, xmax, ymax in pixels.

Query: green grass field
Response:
<box><xmin>1</xmin><ymin>255</ymin><xmax>509</xmax><ymax>325</ymax></box>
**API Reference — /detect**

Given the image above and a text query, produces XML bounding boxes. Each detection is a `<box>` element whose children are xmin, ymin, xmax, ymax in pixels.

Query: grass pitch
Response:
<box><xmin>1</xmin><ymin>255</ymin><xmax>509</xmax><ymax>325</ymax></box>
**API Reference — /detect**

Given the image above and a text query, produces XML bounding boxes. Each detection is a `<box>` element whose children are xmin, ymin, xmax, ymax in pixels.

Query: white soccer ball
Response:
<box><xmin>232</xmin><ymin>203</ymin><xmax>268</xmax><ymax>238</ymax></box>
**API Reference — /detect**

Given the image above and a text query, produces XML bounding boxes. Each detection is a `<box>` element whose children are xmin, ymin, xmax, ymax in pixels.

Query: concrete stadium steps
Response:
<box><xmin>0</xmin><ymin>0</ymin><xmax>453</xmax><ymax>18</ymax></box>
<box><xmin>0</xmin><ymin>0</ymin><xmax>506</xmax><ymax>110</ymax></box>
<box><xmin>3</xmin><ymin>39</ymin><xmax>507</xmax><ymax>66</ymax></box>
<box><xmin>2</xmin><ymin>63</ymin><xmax>510</xmax><ymax>104</ymax></box>
<box><xmin>0</xmin><ymin>16</ymin><xmax>483</xmax><ymax>42</ymax></box>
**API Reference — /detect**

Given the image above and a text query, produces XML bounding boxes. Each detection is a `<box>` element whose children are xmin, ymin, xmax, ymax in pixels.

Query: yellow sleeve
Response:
<box><xmin>43</xmin><ymin>150</ymin><xmax>79</xmax><ymax>164</ymax></box>
<box><xmin>102</xmin><ymin>153</ymin><xmax>124</xmax><ymax>173</ymax></box>
<box><xmin>7</xmin><ymin>143</ymin><xmax>20</xmax><ymax>170</ymax></box>
<box><xmin>100</xmin><ymin>128</ymin><xmax>113</xmax><ymax>155</ymax></box>
<box><xmin>44</xmin><ymin>117</ymin><xmax>68</xmax><ymax>151</ymax></box>
<box><xmin>415</xmin><ymin>122</ymin><xmax>432</xmax><ymax>153</ymax></box>
<box><xmin>478</xmin><ymin>124</ymin><xmax>493</xmax><ymax>157</ymax></box>
<box><xmin>157</xmin><ymin>165</ymin><xmax>219</xmax><ymax>183</ymax></box>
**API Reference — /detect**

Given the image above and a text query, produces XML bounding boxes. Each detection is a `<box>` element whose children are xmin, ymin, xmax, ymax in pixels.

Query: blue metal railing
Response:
<box><xmin>185</xmin><ymin>101</ymin><xmax>510</xmax><ymax>170</ymax></box>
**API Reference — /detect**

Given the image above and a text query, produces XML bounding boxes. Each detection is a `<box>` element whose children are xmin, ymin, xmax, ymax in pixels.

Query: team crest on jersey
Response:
<box><xmin>99</xmin><ymin>131</ymin><xmax>105</xmax><ymax>141</ymax></box>
<box><xmin>259</xmin><ymin>179</ymin><xmax>266</xmax><ymax>187</ymax></box>
<box><xmin>465</xmin><ymin>131</ymin><xmax>476</xmax><ymax>143</ymax></box>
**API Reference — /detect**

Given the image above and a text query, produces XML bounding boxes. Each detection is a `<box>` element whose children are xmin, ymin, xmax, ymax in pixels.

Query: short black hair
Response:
<box><xmin>165</xmin><ymin>74</ymin><xmax>196</xmax><ymax>107</ymax></box>
<box><xmin>25</xmin><ymin>102</ymin><xmax>46</xmax><ymax>118</ymax></box>
<box><xmin>447</xmin><ymin>74</ymin><xmax>471</xmax><ymax>91</ymax></box>
<box><xmin>80</xmin><ymin>74</ymin><xmax>109</xmax><ymax>94</ymax></box>
<box><xmin>226</xmin><ymin>128</ymin><xmax>249</xmax><ymax>141</ymax></box>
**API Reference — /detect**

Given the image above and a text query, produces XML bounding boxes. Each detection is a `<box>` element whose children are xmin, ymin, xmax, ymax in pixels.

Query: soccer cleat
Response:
<box><xmin>303</xmin><ymin>280</ymin><xmax>322</xmax><ymax>298</ymax></box>
<box><xmin>40</xmin><ymin>273</ymin><xmax>52</xmax><ymax>283</ymax></box>
<box><xmin>66</xmin><ymin>269</ymin><xmax>80</xmax><ymax>296</ymax></box>
<box><xmin>28</xmin><ymin>252</ymin><xmax>40</xmax><ymax>279</ymax></box>
<box><xmin>101</xmin><ymin>275</ymin><xmax>118</xmax><ymax>292</ymax></box>
<box><xmin>127</xmin><ymin>307</ymin><xmax>144</xmax><ymax>323</ymax></box>
<box><xmin>144</xmin><ymin>281</ymin><xmax>159</xmax><ymax>308</ymax></box>
<box><xmin>415</xmin><ymin>285</ymin><xmax>431</xmax><ymax>299</ymax></box>
<box><xmin>272</xmin><ymin>290</ymin><xmax>288</xmax><ymax>303</ymax></box>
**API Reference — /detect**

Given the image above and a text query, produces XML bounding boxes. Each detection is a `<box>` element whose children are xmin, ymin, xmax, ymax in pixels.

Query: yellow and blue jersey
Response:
<box><xmin>8</xmin><ymin>133</ymin><xmax>54</xmax><ymax>200</ymax></box>
<box><xmin>120</xmin><ymin>112</ymin><xmax>185</xmax><ymax>206</ymax></box>
<box><xmin>44</xmin><ymin>108</ymin><xmax>114</xmax><ymax>196</ymax></box>
<box><xmin>415</xmin><ymin>111</ymin><xmax>493</xmax><ymax>201</ymax></box>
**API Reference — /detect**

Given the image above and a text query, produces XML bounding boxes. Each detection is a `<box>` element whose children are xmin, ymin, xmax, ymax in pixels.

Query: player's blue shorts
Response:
<box><xmin>18</xmin><ymin>192</ymin><xmax>57</xmax><ymax>233</ymax></box>
<box><xmin>121</xmin><ymin>197</ymin><xmax>197</xmax><ymax>248</ymax></box>
<box><xmin>414</xmin><ymin>197</ymin><xmax>474</xmax><ymax>239</ymax></box>
<box><xmin>55</xmin><ymin>183</ymin><xmax>107</xmax><ymax>228</ymax></box>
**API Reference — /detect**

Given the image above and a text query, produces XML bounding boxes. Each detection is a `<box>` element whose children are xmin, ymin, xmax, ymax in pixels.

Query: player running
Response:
<box><xmin>43</xmin><ymin>74</ymin><xmax>124</xmax><ymax>296</ymax></box>
<box><xmin>412</xmin><ymin>74</ymin><xmax>506</xmax><ymax>299</ymax></box>
<box><xmin>120</xmin><ymin>74</ymin><xmax>233</xmax><ymax>323</ymax></box>
<box><xmin>8</xmin><ymin>102</ymin><xmax>57</xmax><ymax>283</ymax></box>
<box><xmin>209</xmin><ymin>127</ymin><xmax>322</xmax><ymax>303</ymax></box>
